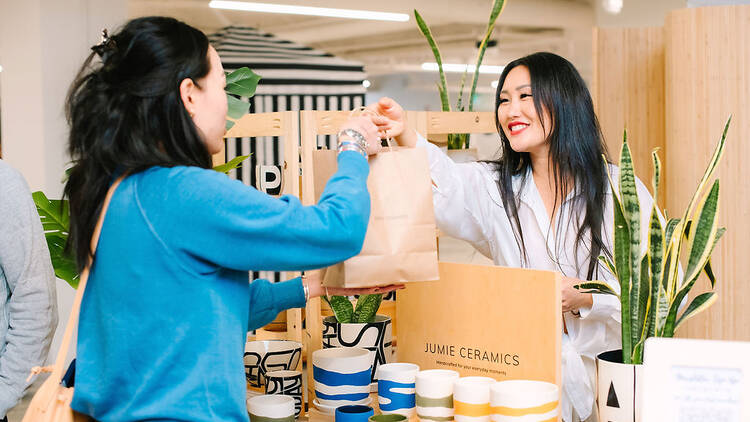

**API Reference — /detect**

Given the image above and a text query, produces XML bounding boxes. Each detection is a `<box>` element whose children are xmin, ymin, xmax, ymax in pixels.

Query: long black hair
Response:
<box><xmin>64</xmin><ymin>16</ymin><xmax>213</xmax><ymax>271</ymax></box>
<box><xmin>493</xmin><ymin>52</ymin><xmax>611</xmax><ymax>279</ymax></box>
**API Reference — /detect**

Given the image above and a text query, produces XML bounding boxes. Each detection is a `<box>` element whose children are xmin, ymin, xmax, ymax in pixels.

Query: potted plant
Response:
<box><xmin>322</xmin><ymin>294</ymin><xmax>392</xmax><ymax>391</ymax></box>
<box><xmin>414</xmin><ymin>0</ymin><xmax>506</xmax><ymax>158</ymax></box>
<box><xmin>575</xmin><ymin>117</ymin><xmax>731</xmax><ymax>421</ymax></box>
<box><xmin>33</xmin><ymin>67</ymin><xmax>260</xmax><ymax>288</ymax></box>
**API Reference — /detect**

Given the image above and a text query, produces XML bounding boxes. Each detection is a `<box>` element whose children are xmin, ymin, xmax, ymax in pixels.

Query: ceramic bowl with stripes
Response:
<box><xmin>247</xmin><ymin>394</ymin><xmax>295</xmax><ymax>422</ymax></box>
<box><xmin>415</xmin><ymin>369</ymin><xmax>460</xmax><ymax>422</ymax></box>
<box><xmin>312</xmin><ymin>347</ymin><xmax>373</xmax><ymax>408</ymax></box>
<box><xmin>377</xmin><ymin>363</ymin><xmax>420</xmax><ymax>417</ymax></box>
<box><xmin>490</xmin><ymin>380</ymin><xmax>559</xmax><ymax>422</ymax></box>
<box><xmin>453</xmin><ymin>377</ymin><xmax>497</xmax><ymax>422</ymax></box>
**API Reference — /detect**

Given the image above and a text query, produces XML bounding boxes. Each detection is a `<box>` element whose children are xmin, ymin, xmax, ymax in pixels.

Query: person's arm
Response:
<box><xmin>0</xmin><ymin>165</ymin><xmax>58</xmax><ymax>416</ymax></box>
<box><xmin>140</xmin><ymin>151</ymin><xmax>370</xmax><ymax>274</ymax></box>
<box><xmin>247</xmin><ymin>278</ymin><xmax>305</xmax><ymax>332</ymax></box>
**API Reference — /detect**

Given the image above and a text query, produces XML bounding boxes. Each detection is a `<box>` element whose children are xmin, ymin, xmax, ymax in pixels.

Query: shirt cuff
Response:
<box><xmin>271</xmin><ymin>277</ymin><xmax>307</xmax><ymax>310</ymax></box>
<box><xmin>578</xmin><ymin>291</ymin><xmax>620</xmax><ymax>321</ymax></box>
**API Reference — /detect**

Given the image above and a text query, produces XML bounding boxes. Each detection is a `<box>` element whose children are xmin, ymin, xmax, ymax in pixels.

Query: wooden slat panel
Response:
<box><xmin>593</xmin><ymin>26</ymin><xmax>666</xmax><ymax>206</ymax></box>
<box><xmin>225</xmin><ymin>111</ymin><xmax>287</xmax><ymax>138</ymax></box>
<box><xmin>665</xmin><ymin>5</ymin><xmax>750</xmax><ymax>341</ymax></box>
<box><xmin>425</xmin><ymin>111</ymin><xmax>496</xmax><ymax>135</ymax></box>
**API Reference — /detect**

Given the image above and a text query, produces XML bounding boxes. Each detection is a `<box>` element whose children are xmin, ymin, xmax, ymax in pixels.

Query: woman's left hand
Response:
<box><xmin>304</xmin><ymin>270</ymin><xmax>405</xmax><ymax>298</ymax></box>
<box><xmin>561</xmin><ymin>276</ymin><xmax>593</xmax><ymax>314</ymax></box>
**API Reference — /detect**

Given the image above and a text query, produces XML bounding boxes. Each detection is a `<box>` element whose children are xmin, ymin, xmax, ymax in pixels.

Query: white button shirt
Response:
<box><xmin>417</xmin><ymin>135</ymin><xmax>657</xmax><ymax>422</ymax></box>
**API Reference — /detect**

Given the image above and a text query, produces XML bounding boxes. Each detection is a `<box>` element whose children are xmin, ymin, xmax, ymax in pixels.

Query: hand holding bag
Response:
<box><xmin>22</xmin><ymin>177</ymin><xmax>125</xmax><ymax>422</ymax></box>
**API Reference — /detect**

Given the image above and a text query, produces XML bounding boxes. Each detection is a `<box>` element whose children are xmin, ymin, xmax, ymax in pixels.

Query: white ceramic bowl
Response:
<box><xmin>490</xmin><ymin>380</ymin><xmax>559</xmax><ymax>422</ymax></box>
<box><xmin>244</xmin><ymin>340</ymin><xmax>303</xmax><ymax>389</ymax></box>
<box><xmin>453</xmin><ymin>377</ymin><xmax>497</xmax><ymax>422</ymax></box>
<box><xmin>415</xmin><ymin>369</ymin><xmax>460</xmax><ymax>422</ymax></box>
<box><xmin>247</xmin><ymin>395</ymin><xmax>295</xmax><ymax>420</ymax></box>
<box><xmin>312</xmin><ymin>347</ymin><xmax>373</xmax><ymax>407</ymax></box>
<box><xmin>377</xmin><ymin>363</ymin><xmax>419</xmax><ymax>417</ymax></box>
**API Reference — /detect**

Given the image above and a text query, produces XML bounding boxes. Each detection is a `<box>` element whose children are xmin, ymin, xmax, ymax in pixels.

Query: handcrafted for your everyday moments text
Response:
<box><xmin>424</xmin><ymin>342</ymin><xmax>520</xmax><ymax>369</ymax></box>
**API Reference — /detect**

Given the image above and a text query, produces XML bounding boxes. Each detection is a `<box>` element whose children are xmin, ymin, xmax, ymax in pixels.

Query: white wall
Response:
<box><xmin>0</xmin><ymin>0</ymin><xmax>127</xmax><ymax>365</ymax></box>
<box><xmin>595</xmin><ymin>0</ymin><xmax>687</xmax><ymax>27</ymax></box>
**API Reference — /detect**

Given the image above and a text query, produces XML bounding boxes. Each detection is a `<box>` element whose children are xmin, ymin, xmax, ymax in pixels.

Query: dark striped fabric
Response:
<box><xmin>210</xmin><ymin>26</ymin><xmax>366</xmax><ymax>286</ymax></box>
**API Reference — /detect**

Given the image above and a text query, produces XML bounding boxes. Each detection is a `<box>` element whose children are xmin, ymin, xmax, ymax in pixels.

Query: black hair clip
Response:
<box><xmin>91</xmin><ymin>29</ymin><xmax>117</xmax><ymax>58</ymax></box>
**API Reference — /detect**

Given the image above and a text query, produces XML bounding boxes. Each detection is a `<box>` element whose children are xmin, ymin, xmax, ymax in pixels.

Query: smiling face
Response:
<box><xmin>496</xmin><ymin>65</ymin><xmax>552</xmax><ymax>158</ymax></box>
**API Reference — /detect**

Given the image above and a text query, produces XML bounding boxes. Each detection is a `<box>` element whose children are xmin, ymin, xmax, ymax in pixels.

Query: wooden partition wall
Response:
<box><xmin>592</xmin><ymin>27</ymin><xmax>665</xmax><ymax>206</ymax></box>
<box><xmin>594</xmin><ymin>5</ymin><xmax>750</xmax><ymax>341</ymax></box>
<box><xmin>664</xmin><ymin>6</ymin><xmax>750</xmax><ymax>341</ymax></box>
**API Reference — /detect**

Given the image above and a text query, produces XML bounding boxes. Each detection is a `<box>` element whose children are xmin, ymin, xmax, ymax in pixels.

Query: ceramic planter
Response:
<box><xmin>597</xmin><ymin>350</ymin><xmax>644</xmax><ymax>422</ymax></box>
<box><xmin>322</xmin><ymin>315</ymin><xmax>393</xmax><ymax>390</ymax></box>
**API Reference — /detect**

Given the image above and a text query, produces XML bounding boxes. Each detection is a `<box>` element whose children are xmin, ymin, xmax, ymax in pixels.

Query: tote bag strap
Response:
<box><xmin>46</xmin><ymin>175</ymin><xmax>127</xmax><ymax>381</ymax></box>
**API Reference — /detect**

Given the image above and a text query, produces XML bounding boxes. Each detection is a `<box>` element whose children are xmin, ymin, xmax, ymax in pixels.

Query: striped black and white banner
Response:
<box><xmin>211</xmin><ymin>27</ymin><xmax>366</xmax><ymax>285</ymax></box>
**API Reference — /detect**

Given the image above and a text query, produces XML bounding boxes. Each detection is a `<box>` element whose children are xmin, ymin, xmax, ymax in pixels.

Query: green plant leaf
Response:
<box><xmin>680</xmin><ymin>116</ymin><xmax>729</xmax><ymax>233</ymax></box>
<box><xmin>574</xmin><ymin>282</ymin><xmax>619</xmax><ymax>297</ymax></box>
<box><xmin>212</xmin><ymin>154</ymin><xmax>251</xmax><ymax>174</ymax></box>
<box><xmin>651</xmin><ymin>148</ymin><xmax>661</xmax><ymax>207</ymax></box>
<box><xmin>636</xmin><ymin>253</ymin><xmax>650</xmax><ymax>356</ymax></box>
<box><xmin>646</xmin><ymin>206</ymin><xmax>664</xmax><ymax>339</ymax></box>
<box><xmin>702</xmin><ymin>227</ymin><xmax>725</xmax><ymax>289</ymax></box>
<box><xmin>655</xmin><ymin>284</ymin><xmax>670</xmax><ymax>336</ymax></box>
<box><xmin>225</xmin><ymin>67</ymin><xmax>262</xmax><ymax>98</ymax></box>
<box><xmin>684</xmin><ymin>180</ymin><xmax>721</xmax><ymax>286</ymax></box>
<box><xmin>674</xmin><ymin>292</ymin><xmax>717</xmax><ymax>333</ymax></box>
<box><xmin>353</xmin><ymin>294</ymin><xmax>383</xmax><ymax>323</ymax></box>
<box><xmin>468</xmin><ymin>0</ymin><xmax>506</xmax><ymax>111</ymax></box>
<box><xmin>604</xmin><ymin>154</ymin><xmax>632</xmax><ymax>363</ymax></box>
<box><xmin>598</xmin><ymin>255</ymin><xmax>617</xmax><ymax>278</ymax></box>
<box><xmin>226</xmin><ymin>95</ymin><xmax>249</xmax><ymax>120</ymax></box>
<box><xmin>325</xmin><ymin>295</ymin><xmax>354</xmax><ymax>323</ymax></box>
<box><xmin>618</xmin><ymin>136</ymin><xmax>642</xmax><ymax>351</ymax></box>
<box><xmin>32</xmin><ymin>191</ymin><xmax>79</xmax><ymax>288</ymax></box>
<box><xmin>415</xmin><ymin>9</ymin><xmax>451</xmax><ymax>111</ymax></box>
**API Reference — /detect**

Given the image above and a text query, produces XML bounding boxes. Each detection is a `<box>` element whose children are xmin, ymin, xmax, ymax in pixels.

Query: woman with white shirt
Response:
<box><xmin>369</xmin><ymin>52</ymin><xmax>657</xmax><ymax>422</ymax></box>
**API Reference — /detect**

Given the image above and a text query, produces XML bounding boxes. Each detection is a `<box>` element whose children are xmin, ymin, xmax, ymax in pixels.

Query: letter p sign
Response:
<box><xmin>257</xmin><ymin>165</ymin><xmax>282</xmax><ymax>196</ymax></box>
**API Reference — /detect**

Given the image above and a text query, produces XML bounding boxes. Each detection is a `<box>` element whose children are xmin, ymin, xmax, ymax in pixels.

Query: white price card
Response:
<box><xmin>641</xmin><ymin>338</ymin><xmax>750</xmax><ymax>422</ymax></box>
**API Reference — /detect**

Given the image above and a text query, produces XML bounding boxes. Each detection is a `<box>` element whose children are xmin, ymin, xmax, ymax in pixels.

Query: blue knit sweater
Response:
<box><xmin>70</xmin><ymin>151</ymin><xmax>369</xmax><ymax>421</ymax></box>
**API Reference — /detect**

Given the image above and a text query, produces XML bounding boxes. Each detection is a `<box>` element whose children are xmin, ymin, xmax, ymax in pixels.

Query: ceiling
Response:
<box><xmin>129</xmin><ymin>0</ymin><xmax>596</xmax><ymax>90</ymax></box>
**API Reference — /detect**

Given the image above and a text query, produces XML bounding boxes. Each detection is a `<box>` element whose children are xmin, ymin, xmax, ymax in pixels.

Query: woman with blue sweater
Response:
<box><xmin>63</xmin><ymin>17</ymin><xmax>395</xmax><ymax>421</ymax></box>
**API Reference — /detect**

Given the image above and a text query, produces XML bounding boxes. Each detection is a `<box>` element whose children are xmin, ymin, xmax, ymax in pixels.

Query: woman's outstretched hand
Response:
<box><xmin>305</xmin><ymin>270</ymin><xmax>405</xmax><ymax>298</ymax></box>
<box><xmin>367</xmin><ymin>97</ymin><xmax>417</xmax><ymax>148</ymax></box>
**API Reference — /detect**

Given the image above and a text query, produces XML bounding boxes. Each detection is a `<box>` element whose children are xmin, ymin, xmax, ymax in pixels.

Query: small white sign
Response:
<box><xmin>641</xmin><ymin>338</ymin><xmax>750</xmax><ymax>422</ymax></box>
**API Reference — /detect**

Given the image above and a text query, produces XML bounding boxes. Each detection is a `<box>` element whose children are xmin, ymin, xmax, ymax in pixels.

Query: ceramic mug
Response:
<box><xmin>416</xmin><ymin>369</ymin><xmax>460</xmax><ymax>422</ymax></box>
<box><xmin>244</xmin><ymin>340</ymin><xmax>303</xmax><ymax>390</ymax></box>
<box><xmin>453</xmin><ymin>377</ymin><xmax>497</xmax><ymax>422</ymax></box>
<box><xmin>377</xmin><ymin>363</ymin><xmax>419</xmax><ymax>417</ymax></box>
<box><xmin>368</xmin><ymin>415</ymin><xmax>407</xmax><ymax>422</ymax></box>
<box><xmin>265</xmin><ymin>370</ymin><xmax>303</xmax><ymax>419</ymax></box>
<box><xmin>247</xmin><ymin>394</ymin><xmax>295</xmax><ymax>422</ymax></box>
<box><xmin>312</xmin><ymin>347</ymin><xmax>372</xmax><ymax>408</ymax></box>
<box><xmin>335</xmin><ymin>405</ymin><xmax>375</xmax><ymax>422</ymax></box>
<box><xmin>490</xmin><ymin>380</ymin><xmax>559</xmax><ymax>422</ymax></box>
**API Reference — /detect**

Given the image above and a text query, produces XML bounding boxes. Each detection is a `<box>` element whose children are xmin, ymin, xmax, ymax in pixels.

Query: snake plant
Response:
<box><xmin>414</xmin><ymin>0</ymin><xmax>506</xmax><ymax>149</ymax></box>
<box><xmin>576</xmin><ymin>117</ymin><xmax>731</xmax><ymax>364</ymax></box>
<box><xmin>34</xmin><ymin>67</ymin><xmax>259</xmax><ymax>289</ymax></box>
<box><xmin>324</xmin><ymin>294</ymin><xmax>383</xmax><ymax>324</ymax></box>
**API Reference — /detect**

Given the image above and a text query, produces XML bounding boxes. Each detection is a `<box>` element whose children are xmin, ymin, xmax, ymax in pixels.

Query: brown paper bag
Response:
<box><xmin>313</xmin><ymin>146</ymin><xmax>439</xmax><ymax>287</ymax></box>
